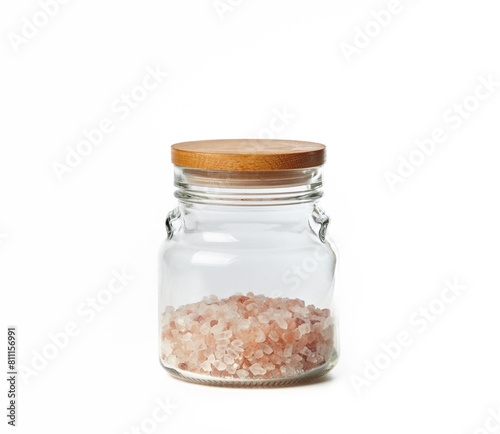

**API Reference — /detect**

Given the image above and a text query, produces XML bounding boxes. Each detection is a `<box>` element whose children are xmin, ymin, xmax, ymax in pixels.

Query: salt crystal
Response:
<box><xmin>298</xmin><ymin>323</ymin><xmax>311</xmax><ymax>336</ymax></box>
<box><xmin>230</xmin><ymin>349</ymin><xmax>241</xmax><ymax>361</ymax></box>
<box><xmin>242</xmin><ymin>347</ymin><xmax>254</xmax><ymax>358</ymax></box>
<box><xmin>166</xmin><ymin>355</ymin><xmax>178</xmax><ymax>366</ymax></box>
<box><xmin>213</xmin><ymin>360</ymin><xmax>227</xmax><ymax>371</ymax></box>
<box><xmin>211</xmin><ymin>323</ymin><xmax>224</xmax><ymax>334</ymax></box>
<box><xmin>216</xmin><ymin>338</ymin><xmax>231</xmax><ymax>347</ymax></box>
<box><xmin>249</xmin><ymin>317</ymin><xmax>259</xmax><ymax>327</ymax></box>
<box><xmin>214</xmin><ymin>332</ymin><xmax>224</xmax><ymax>341</ymax></box>
<box><xmin>257</xmin><ymin>313</ymin><xmax>269</xmax><ymax>324</ymax></box>
<box><xmin>284</xmin><ymin>344</ymin><xmax>293</xmax><ymax>358</ymax></box>
<box><xmin>320</xmin><ymin>308</ymin><xmax>330</xmax><ymax>317</ymax></box>
<box><xmin>201</xmin><ymin>360</ymin><xmax>212</xmax><ymax>371</ymax></box>
<box><xmin>261</xmin><ymin>344</ymin><xmax>273</xmax><ymax>355</ymax></box>
<box><xmin>236</xmin><ymin>369</ymin><xmax>249</xmax><ymax>378</ymax></box>
<box><xmin>268</xmin><ymin>331</ymin><xmax>279</xmax><ymax>342</ymax></box>
<box><xmin>223</xmin><ymin>354</ymin><xmax>235</xmax><ymax>365</ymax></box>
<box><xmin>199</xmin><ymin>323</ymin><xmax>210</xmax><ymax>334</ymax></box>
<box><xmin>174</xmin><ymin>317</ymin><xmax>187</xmax><ymax>331</ymax></box>
<box><xmin>300</xmin><ymin>347</ymin><xmax>312</xmax><ymax>357</ymax></box>
<box><xmin>307</xmin><ymin>354</ymin><xmax>318</xmax><ymax>363</ymax></box>
<box><xmin>255</xmin><ymin>328</ymin><xmax>266</xmax><ymax>343</ymax></box>
<box><xmin>231</xmin><ymin>339</ymin><xmax>244</xmax><ymax>348</ymax></box>
<box><xmin>181</xmin><ymin>332</ymin><xmax>192</xmax><ymax>341</ymax></box>
<box><xmin>188</xmin><ymin>351</ymin><xmax>199</xmax><ymax>361</ymax></box>
<box><xmin>249</xmin><ymin>363</ymin><xmax>266</xmax><ymax>376</ymax></box>
<box><xmin>239</xmin><ymin>319</ymin><xmax>251</xmax><ymax>330</ymax></box>
<box><xmin>254</xmin><ymin>350</ymin><xmax>264</xmax><ymax>359</ymax></box>
<box><xmin>207</xmin><ymin>294</ymin><xmax>219</xmax><ymax>304</ymax></box>
<box><xmin>276</xmin><ymin>318</ymin><xmax>288</xmax><ymax>330</ymax></box>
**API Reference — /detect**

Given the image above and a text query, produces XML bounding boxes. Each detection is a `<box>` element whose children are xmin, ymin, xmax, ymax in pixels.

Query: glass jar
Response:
<box><xmin>159</xmin><ymin>139</ymin><xmax>338</xmax><ymax>386</ymax></box>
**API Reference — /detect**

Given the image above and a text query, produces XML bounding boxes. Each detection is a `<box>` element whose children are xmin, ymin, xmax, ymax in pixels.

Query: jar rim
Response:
<box><xmin>174</xmin><ymin>166</ymin><xmax>324</xmax><ymax>189</ymax></box>
<box><xmin>173</xmin><ymin>166</ymin><xmax>324</xmax><ymax>205</ymax></box>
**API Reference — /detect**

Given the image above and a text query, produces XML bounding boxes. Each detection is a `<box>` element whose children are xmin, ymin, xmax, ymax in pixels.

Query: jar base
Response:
<box><xmin>161</xmin><ymin>352</ymin><xmax>338</xmax><ymax>387</ymax></box>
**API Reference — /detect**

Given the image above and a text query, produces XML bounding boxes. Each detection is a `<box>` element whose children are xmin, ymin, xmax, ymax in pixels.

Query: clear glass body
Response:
<box><xmin>159</xmin><ymin>166</ymin><xmax>338</xmax><ymax>386</ymax></box>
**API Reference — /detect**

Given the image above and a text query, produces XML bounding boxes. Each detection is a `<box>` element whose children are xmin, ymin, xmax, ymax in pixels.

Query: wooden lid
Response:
<box><xmin>171</xmin><ymin>139</ymin><xmax>326</xmax><ymax>171</ymax></box>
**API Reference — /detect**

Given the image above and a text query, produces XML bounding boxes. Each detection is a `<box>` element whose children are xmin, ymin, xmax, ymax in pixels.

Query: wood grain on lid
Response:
<box><xmin>171</xmin><ymin>139</ymin><xmax>326</xmax><ymax>171</ymax></box>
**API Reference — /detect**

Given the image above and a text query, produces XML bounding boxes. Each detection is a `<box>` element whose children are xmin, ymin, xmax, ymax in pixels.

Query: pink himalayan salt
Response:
<box><xmin>161</xmin><ymin>293</ymin><xmax>334</xmax><ymax>380</ymax></box>
<box><xmin>236</xmin><ymin>369</ymin><xmax>249</xmax><ymax>378</ymax></box>
<box><xmin>249</xmin><ymin>363</ymin><xmax>266</xmax><ymax>376</ymax></box>
<box><xmin>254</xmin><ymin>349</ymin><xmax>264</xmax><ymax>359</ymax></box>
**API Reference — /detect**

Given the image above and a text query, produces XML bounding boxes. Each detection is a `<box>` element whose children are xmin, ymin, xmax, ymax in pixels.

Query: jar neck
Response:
<box><xmin>173</xmin><ymin>166</ymin><xmax>324</xmax><ymax>207</ymax></box>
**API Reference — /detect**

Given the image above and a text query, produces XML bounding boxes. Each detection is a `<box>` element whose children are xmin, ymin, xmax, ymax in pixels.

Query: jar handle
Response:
<box><xmin>311</xmin><ymin>205</ymin><xmax>330</xmax><ymax>243</ymax></box>
<box><xmin>165</xmin><ymin>207</ymin><xmax>181</xmax><ymax>240</ymax></box>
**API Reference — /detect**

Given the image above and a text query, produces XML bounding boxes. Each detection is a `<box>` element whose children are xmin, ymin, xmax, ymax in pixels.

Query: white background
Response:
<box><xmin>1</xmin><ymin>1</ymin><xmax>500</xmax><ymax>433</ymax></box>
